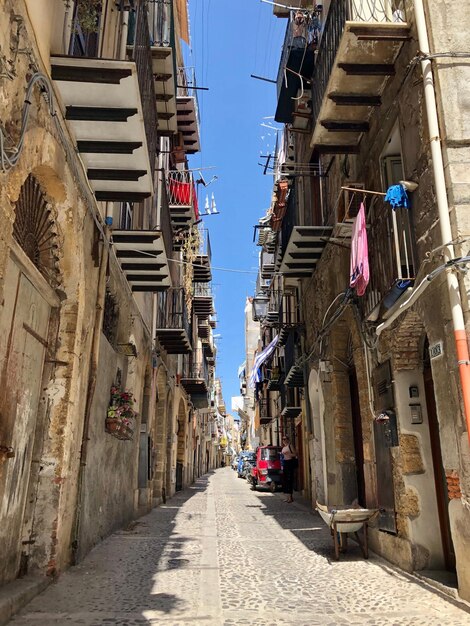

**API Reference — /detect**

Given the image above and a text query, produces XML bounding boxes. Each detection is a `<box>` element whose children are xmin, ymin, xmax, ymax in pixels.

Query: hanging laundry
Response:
<box><xmin>350</xmin><ymin>202</ymin><xmax>369</xmax><ymax>297</ymax></box>
<box><xmin>385</xmin><ymin>184</ymin><xmax>410</xmax><ymax>209</ymax></box>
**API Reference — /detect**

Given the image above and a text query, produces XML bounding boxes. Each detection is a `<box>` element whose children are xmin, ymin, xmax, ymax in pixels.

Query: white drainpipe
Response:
<box><xmin>120</xmin><ymin>10</ymin><xmax>130</xmax><ymax>61</ymax></box>
<box><xmin>412</xmin><ymin>0</ymin><xmax>470</xmax><ymax>442</ymax></box>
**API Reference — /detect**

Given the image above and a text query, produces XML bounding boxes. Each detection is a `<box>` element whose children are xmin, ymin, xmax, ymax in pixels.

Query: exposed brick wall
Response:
<box><xmin>380</xmin><ymin>310</ymin><xmax>425</xmax><ymax>371</ymax></box>
<box><xmin>446</xmin><ymin>470</ymin><xmax>462</xmax><ymax>500</ymax></box>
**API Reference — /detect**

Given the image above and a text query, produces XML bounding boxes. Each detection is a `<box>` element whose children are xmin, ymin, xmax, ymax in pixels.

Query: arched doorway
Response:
<box><xmin>176</xmin><ymin>399</ymin><xmax>187</xmax><ymax>492</ymax></box>
<box><xmin>423</xmin><ymin>337</ymin><xmax>456</xmax><ymax>571</ymax></box>
<box><xmin>152</xmin><ymin>367</ymin><xmax>168</xmax><ymax>501</ymax></box>
<box><xmin>0</xmin><ymin>174</ymin><xmax>62</xmax><ymax>582</ymax></box>
<box><xmin>308</xmin><ymin>368</ymin><xmax>327</xmax><ymax>504</ymax></box>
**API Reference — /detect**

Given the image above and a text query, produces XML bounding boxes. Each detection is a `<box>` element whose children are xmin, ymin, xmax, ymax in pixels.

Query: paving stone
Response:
<box><xmin>8</xmin><ymin>469</ymin><xmax>470</xmax><ymax>626</ymax></box>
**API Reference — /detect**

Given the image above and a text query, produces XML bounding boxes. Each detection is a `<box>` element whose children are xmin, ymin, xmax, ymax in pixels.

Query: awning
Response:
<box><xmin>176</xmin><ymin>0</ymin><xmax>190</xmax><ymax>44</ymax></box>
<box><xmin>249</xmin><ymin>335</ymin><xmax>279</xmax><ymax>387</ymax></box>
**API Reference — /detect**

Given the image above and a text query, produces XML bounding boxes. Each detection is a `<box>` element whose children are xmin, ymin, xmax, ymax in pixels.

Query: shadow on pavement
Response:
<box><xmin>10</xmin><ymin>473</ymin><xmax>215</xmax><ymax>625</ymax></box>
<box><xmin>252</xmin><ymin>489</ymin><xmax>368</xmax><ymax>564</ymax></box>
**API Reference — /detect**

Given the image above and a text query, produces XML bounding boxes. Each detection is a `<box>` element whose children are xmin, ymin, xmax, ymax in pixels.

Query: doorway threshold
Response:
<box><xmin>414</xmin><ymin>569</ymin><xmax>459</xmax><ymax>599</ymax></box>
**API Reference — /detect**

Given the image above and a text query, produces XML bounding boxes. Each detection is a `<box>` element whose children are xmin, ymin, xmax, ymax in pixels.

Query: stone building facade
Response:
<box><xmin>252</xmin><ymin>0</ymin><xmax>470</xmax><ymax>600</ymax></box>
<box><xmin>0</xmin><ymin>0</ymin><xmax>221</xmax><ymax>602</ymax></box>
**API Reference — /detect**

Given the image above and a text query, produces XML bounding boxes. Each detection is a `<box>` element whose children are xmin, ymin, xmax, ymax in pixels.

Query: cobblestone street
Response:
<box><xmin>10</xmin><ymin>468</ymin><xmax>470</xmax><ymax>626</ymax></box>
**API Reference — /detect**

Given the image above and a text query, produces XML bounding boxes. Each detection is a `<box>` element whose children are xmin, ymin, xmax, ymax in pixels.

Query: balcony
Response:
<box><xmin>166</xmin><ymin>170</ymin><xmax>198</xmax><ymax>230</ymax></box>
<box><xmin>198</xmin><ymin>319</ymin><xmax>210</xmax><ymax>339</ymax></box>
<box><xmin>277</xmin><ymin>186</ymin><xmax>332</xmax><ymax>278</ymax></box>
<box><xmin>111</xmin><ymin>229</ymin><xmax>170</xmax><ymax>291</ymax></box>
<box><xmin>176</xmin><ymin>67</ymin><xmax>201</xmax><ymax>154</ymax></box>
<box><xmin>280</xmin><ymin>289</ymin><xmax>302</xmax><ymax>327</ymax></box>
<box><xmin>193</xmin><ymin>228</ymin><xmax>212</xmax><ymax>283</ymax></box>
<box><xmin>310</xmin><ymin>0</ymin><xmax>409</xmax><ymax>154</ymax></box>
<box><xmin>266</xmin><ymin>363</ymin><xmax>283</xmax><ymax>392</ymax></box>
<box><xmin>258</xmin><ymin>398</ymin><xmax>272</xmax><ymax>426</ymax></box>
<box><xmin>155</xmin><ymin>288</ymin><xmax>191</xmax><ymax>353</ymax></box>
<box><xmin>326</xmin><ymin>184</ymin><xmax>365</xmax><ymax>239</ymax></box>
<box><xmin>193</xmin><ymin>282</ymin><xmax>214</xmax><ymax>319</ymax></box>
<box><xmin>149</xmin><ymin>0</ymin><xmax>177</xmax><ymax>136</ymax></box>
<box><xmin>275</xmin><ymin>11</ymin><xmax>316</xmax><ymax>124</ymax></box>
<box><xmin>181</xmin><ymin>350</ymin><xmax>209</xmax><ymax>402</ymax></box>
<box><xmin>281</xmin><ymin>387</ymin><xmax>302</xmax><ymax>419</ymax></box>
<box><xmin>363</xmin><ymin>200</ymin><xmax>415</xmax><ymax>320</ymax></box>
<box><xmin>51</xmin><ymin>1</ymin><xmax>157</xmax><ymax>202</ymax></box>
<box><xmin>202</xmin><ymin>333</ymin><xmax>216</xmax><ymax>363</ymax></box>
<box><xmin>260</xmin><ymin>251</ymin><xmax>275</xmax><ymax>280</ymax></box>
<box><xmin>270</xmin><ymin>180</ymin><xmax>290</xmax><ymax>232</ymax></box>
<box><xmin>284</xmin><ymin>330</ymin><xmax>305</xmax><ymax>387</ymax></box>
<box><xmin>265</xmin><ymin>290</ymin><xmax>282</xmax><ymax>326</ymax></box>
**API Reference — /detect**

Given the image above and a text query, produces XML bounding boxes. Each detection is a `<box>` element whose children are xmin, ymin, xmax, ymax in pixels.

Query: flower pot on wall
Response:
<box><xmin>105</xmin><ymin>417</ymin><xmax>121</xmax><ymax>434</ymax></box>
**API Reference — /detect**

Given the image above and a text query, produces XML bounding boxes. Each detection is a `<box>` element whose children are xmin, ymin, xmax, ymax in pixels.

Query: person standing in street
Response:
<box><xmin>281</xmin><ymin>436</ymin><xmax>297</xmax><ymax>503</ymax></box>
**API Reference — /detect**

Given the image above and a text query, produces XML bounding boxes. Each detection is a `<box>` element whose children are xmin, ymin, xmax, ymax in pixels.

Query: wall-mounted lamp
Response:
<box><xmin>399</xmin><ymin>180</ymin><xmax>418</xmax><ymax>192</ymax></box>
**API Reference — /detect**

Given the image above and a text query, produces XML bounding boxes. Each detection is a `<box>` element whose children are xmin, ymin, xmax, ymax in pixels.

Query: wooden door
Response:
<box><xmin>423</xmin><ymin>359</ymin><xmax>456</xmax><ymax>571</ymax></box>
<box><xmin>349</xmin><ymin>368</ymin><xmax>366</xmax><ymax>507</ymax></box>
<box><xmin>0</xmin><ymin>259</ymin><xmax>51</xmax><ymax>581</ymax></box>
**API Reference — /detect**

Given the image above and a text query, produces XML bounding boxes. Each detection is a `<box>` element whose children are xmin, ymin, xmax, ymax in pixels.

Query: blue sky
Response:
<box><xmin>184</xmin><ymin>0</ymin><xmax>286</xmax><ymax>407</ymax></box>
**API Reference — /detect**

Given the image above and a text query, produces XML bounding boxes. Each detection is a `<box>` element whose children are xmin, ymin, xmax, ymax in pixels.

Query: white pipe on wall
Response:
<box><xmin>413</xmin><ymin>0</ymin><xmax>470</xmax><ymax>443</ymax></box>
<box><xmin>119</xmin><ymin>10</ymin><xmax>129</xmax><ymax>61</ymax></box>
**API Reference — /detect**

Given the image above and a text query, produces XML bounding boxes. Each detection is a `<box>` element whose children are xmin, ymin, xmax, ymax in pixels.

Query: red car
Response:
<box><xmin>249</xmin><ymin>446</ymin><xmax>283</xmax><ymax>492</ymax></box>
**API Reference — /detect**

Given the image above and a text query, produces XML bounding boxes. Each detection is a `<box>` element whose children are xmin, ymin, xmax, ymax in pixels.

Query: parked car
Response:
<box><xmin>249</xmin><ymin>446</ymin><xmax>283</xmax><ymax>492</ymax></box>
<box><xmin>242</xmin><ymin>454</ymin><xmax>257</xmax><ymax>481</ymax></box>
<box><xmin>237</xmin><ymin>451</ymin><xmax>255</xmax><ymax>478</ymax></box>
<box><xmin>231</xmin><ymin>455</ymin><xmax>239</xmax><ymax>470</ymax></box>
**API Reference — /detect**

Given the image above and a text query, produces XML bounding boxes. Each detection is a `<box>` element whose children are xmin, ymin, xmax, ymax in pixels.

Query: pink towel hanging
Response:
<box><xmin>350</xmin><ymin>202</ymin><xmax>369</xmax><ymax>296</ymax></box>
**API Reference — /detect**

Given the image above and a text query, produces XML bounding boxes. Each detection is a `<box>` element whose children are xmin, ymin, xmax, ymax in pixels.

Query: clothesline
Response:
<box><xmin>341</xmin><ymin>186</ymin><xmax>387</xmax><ymax>197</ymax></box>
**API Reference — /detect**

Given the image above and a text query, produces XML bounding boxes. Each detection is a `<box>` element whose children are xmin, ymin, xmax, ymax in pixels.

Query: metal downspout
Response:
<box><xmin>413</xmin><ymin>0</ymin><xmax>470</xmax><ymax>445</ymax></box>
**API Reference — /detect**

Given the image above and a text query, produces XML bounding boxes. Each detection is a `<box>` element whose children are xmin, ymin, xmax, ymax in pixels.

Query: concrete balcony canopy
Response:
<box><xmin>279</xmin><ymin>226</ymin><xmax>333</xmax><ymax>278</ymax></box>
<box><xmin>176</xmin><ymin>67</ymin><xmax>201</xmax><ymax>153</ymax></box>
<box><xmin>111</xmin><ymin>229</ymin><xmax>171</xmax><ymax>291</ymax></box>
<box><xmin>311</xmin><ymin>0</ymin><xmax>410</xmax><ymax>153</ymax></box>
<box><xmin>51</xmin><ymin>57</ymin><xmax>154</xmax><ymax>202</ymax></box>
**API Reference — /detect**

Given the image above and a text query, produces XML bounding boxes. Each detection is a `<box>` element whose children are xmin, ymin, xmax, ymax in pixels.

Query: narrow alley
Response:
<box><xmin>9</xmin><ymin>469</ymin><xmax>470</xmax><ymax>626</ymax></box>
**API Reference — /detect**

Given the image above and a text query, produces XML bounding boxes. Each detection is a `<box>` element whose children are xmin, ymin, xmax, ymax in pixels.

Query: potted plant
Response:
<box><xmin>105</xmin><ymin>385</ymin><xmax>137</xmax><ymax>440</ymax></box>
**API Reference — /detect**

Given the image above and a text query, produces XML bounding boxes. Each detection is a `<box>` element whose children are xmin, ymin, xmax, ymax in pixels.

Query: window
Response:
<box><xmin>119</xmin><ymin>202</ymin><xmax>133</xmax><ymax>230</ymax></box>
<box><xmin>379</xmin><ymin>125</ymin><xmax>416</xmax><ymax>282</ymax></box>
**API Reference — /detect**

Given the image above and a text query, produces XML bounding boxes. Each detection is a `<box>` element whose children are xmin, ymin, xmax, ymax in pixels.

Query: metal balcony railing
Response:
<box><xmin>193</xmin><ymin>282</ymin><xmax>212</xmax><ymax>298</ymax></box>
<box><xmin>279</xmin><ymin>291</ymin><xmax>302</xmax><ymax>327</ymax></box>
<box><xmin>198</xmin><ymin>227</ymin><xmax>212</xmax><ymax>261</ymax></box>
<box><xmin>155</xmin><ymin>288</ymin><xmax>189</xmax><ymax>334</ymax></box>
<box><xmin>155</xmin><ymin>178</ymin><xmax>174</xmax><ymax>260</ymax></box>
<box><xmin>265</xmin><ymin>290</ymin><xmax>282</xmax><ymax>325</ymax></box>
<box><xmin>167</xmin><ymin>170</ymin><xmax>197</xmax><ymax>209</ymax></box>
<box><xmin>279</xmin><ymin>182</ymin><xmax>297</xmax><ymax>260</ymax></box>
<box><xmin>258</xmin><ymin>398</ymin><xmax>270</xmax><ymax>420</ymax></box>
<box><xmin>148</xmin><ymin>0</ymin><xmax>172</xmax><ymax>47</ymax></box>
<box><xmin>276</xmin><ymin>10</ymin><xmax>321</xmax><ymax>102</ymax></box>
<box><xmin>312</xmin><ymin>0</ymin><xmax>406</xmax><ymax>126</ymax></box>
<box><xmin>177</xmin><ymin>66</ymin><xmax>200</xmax><ymax>124</ymax></box>
<box><xmin>261</xmin><ymin>251</ymin><xmax>275</xmax><ymax>279</ymax></box>
<box><xmin>363</xmin><ymin>200</ymin><xmax>416</xmax><ymax>317</ymax></box>
<box><xmin>183</xmin><ymin>349</ymin><xmax>209</xmax><ymax>380</ymax></box>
